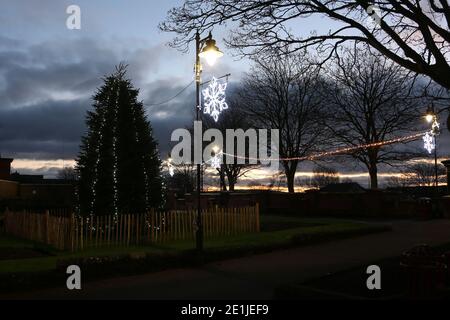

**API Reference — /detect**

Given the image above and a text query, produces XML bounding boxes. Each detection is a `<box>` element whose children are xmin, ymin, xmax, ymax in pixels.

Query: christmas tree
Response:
<box><xmin>77</xmin><ymin>64</ymin><xmax>162</xmax><ymax>216</ymax></box>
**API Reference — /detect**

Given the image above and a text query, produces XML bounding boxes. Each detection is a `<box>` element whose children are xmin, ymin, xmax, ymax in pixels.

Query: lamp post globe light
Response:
<box><xmin>195</xmin><ymin>31</ymin><xmax>223</xmax><ymax>252</ymax></box>
<box><xmin>425</xmin><ymin>107</ymin><xmax>435</xmax><ymax>124</ymax></box>
<box><xmin>198</xmin><ymin>35</ymin><xmax>224</xmax><ymax>66</ymax></box>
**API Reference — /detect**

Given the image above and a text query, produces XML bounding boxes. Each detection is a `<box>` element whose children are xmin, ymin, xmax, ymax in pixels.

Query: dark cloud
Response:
<box><xmin>0</xmin><ymin>35</ymin><xmax>197</xmax><ymax>161</ymax></box>
<box><xmin>0</xmin><ymin>29</ymin><xmax>447</xmax><ymax>181</ymax></box>
<box><xmin>144</xmin><ymin>81</ymin><xmax>196</xmax><ymax>156</ymax></box>
<box><xmin>0</xmin><ymin>35</ymin><xmax>22</xmax><ymax>49</ymax></box>
<box><xmin>0</xmin><ymin>98</ymin><xmax>88</xmax><ymax>159</ymax></box>
<box><xmin>0</xmin><ymin>37</ymin><xmax>119</xmax><ymax>108</ymax></box>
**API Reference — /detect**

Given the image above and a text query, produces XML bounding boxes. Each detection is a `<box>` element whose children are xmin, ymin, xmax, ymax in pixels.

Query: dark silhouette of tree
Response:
<box><xmin>161</xmin><ymin>0</ymin><xmax>450</xmax><ymax>90</ymax></box>
<box><xmin>311</xmin><ymin>165</ymin><xmax>340</xmax><ymax>188</ymax></box>
<box><xmin>167</xmin><ymin>163</ymin><xmax>196</xmax><ymax>194</ymax></box>
<box><xmin>324</xmin><ymin>47</ymin><xmax>421</xmax><ymax>189</ymax></box>
<box><xmin>389</xmin><ymin>162</ymin><xmax>446</xmax><ymax>186</ymax></box>
<box><xmin>237</xmin><ymin>52</ymin><xmax>328</xmax><ymax>193</ymax></box>
<box><xmin>203</xmin><ymin>94</ymin><xmax>258</xmax><ymax>191</ymax></box>
<box><xmin>57</xmin><ymin>166</ymin><xmax>78</xmax><ymax>181</ymax></box>
<box><xmin>77</xmin><ymin>65</ymin><xmax>162</xmax><ymax>216</ymax></box>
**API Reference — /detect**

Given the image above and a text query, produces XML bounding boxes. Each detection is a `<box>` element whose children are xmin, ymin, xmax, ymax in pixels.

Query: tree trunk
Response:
<box><xmin>369</xmin><ymin>164</ymin><xmax>378</xmax><ymax>189</ymax></box>
<box><xmin>286</xmin><ymin>173</ymin><xmax>295</xmax><ymax>193</ymax></box>
<box><xmin>285</xmin><ymin>167</ymin><xmax>296</xmax><ymax>193</ymax></box>
<box><xmin>219</xmin><ymin>169</ymin><xmax>227</xmax><ymax>191</ymax></box>
<box><xmin>283</xmin><ymin>161</ymin><xmax>298</xmax><ymax>193</ymax></box>
<box><xmin>226</xmin><ymin>171</ymin><xmax>236</xmax><ymax>192</ymax></box>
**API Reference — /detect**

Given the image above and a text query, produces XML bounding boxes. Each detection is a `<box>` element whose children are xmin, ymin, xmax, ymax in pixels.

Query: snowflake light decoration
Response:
<box><xmin>202</xmin><ymin>77</ymin><xmax>228</xmax><ymax>122</ymax></box>
<box><xmin>167</xmin><ymin>159</ymin><xmax>175</xmax><ymax>177</ymax></box>
<box><xmin>168</xmin><ymin>165</ymin><xmax>175</xmax><ymax>177</ymax></box>
<box><xmin>210</xmin><ymin>153</ymin><xmax>222</xmax><ymax>169</ymax></box>
<box><xmin>423</xmin><ymin>131</ymin><xmax>435</xmax><ymax>154</ymax></box>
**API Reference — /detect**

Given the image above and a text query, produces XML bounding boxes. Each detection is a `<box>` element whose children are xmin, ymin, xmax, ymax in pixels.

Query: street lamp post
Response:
<box><xmin>424</xmin><ymin>102</ymin><xmax>450</xmax><ymax>189</ymax></box>
<box><xmin>425</xmin><ymin>104</ymin><xmax>440</xmax><ymax>188</ymax></box>
<box><xmin>194</xmin><ymin>31</ymin><xmax>223</xmax><ymax>252</ymax></box>
<box><xmin>424</xmin><ymin>102</ymin><xmax>450</xmax><ymax>194</ymax></box>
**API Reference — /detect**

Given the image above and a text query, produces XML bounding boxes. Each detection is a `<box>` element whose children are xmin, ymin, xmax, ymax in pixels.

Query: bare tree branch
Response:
<box><xmin>161</xmin><ymin>0</ymin><xmax>450</xmax><ymax>90</ymax></box>
<box><xmin>323</xmin><ymin>45</ymin><xmax>423</xmax><ymax>189</ymax></box>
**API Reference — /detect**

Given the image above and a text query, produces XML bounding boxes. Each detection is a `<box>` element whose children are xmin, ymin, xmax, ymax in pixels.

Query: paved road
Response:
<box><xmin>3</xmin><ymin>219</ymin><xmax>450</xmax><ymax>300</ymax></box>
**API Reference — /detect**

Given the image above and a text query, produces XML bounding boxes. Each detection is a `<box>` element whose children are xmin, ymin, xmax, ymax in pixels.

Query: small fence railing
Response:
<box><xmin>4</xmin><ymin>205</ymin><xmax>260</xmax><ymax>251</ymax></box>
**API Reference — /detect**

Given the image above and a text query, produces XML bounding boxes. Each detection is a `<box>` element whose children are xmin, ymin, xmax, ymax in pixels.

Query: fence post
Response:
<box><xmin>44</xmin><ymin>210</ymin><xmax>50</xmax><ymax>244</ymax></box>
<box><xmin>70</xmin><ymin>213</ymin><xmax>75</xmax><ymax>252</ymax></box>
<box><xmin>255</xmin><ymin>202</ymin><xmax>260</xmax><ymax>232</ymax></box>
<box><xmin>127</xmin><ymin>214</ymin><xmax>131</xmax><ymax>246</ymax></box>
<box><xmin>80</xmin><ymin>217</ymin><xmax>84</xmax><ymax>250</ymax></box>
<box><xmin>94</xmin><ymin>216</ymin><xmax>98</xmax><ymax>247</ymax></box>
<box><xmin>108</xmin><ymin>215</ymin><xmax>111</xmax><ymax>246</ymax></box>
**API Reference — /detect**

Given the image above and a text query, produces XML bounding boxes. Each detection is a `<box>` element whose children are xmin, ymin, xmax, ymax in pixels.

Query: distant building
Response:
<box><xmin>0</xmin><ymin>158</ymin><xmax>13</xmax><ymax>180</ymax></box>
<box><xmin>319</xmin><ymin>182</ymin><xmax>366</xmax><ymax>193</ymax></box>
<box><xmin>0</xmin><ymin>157</ymin><xmax>75</xmax><ymax>210</ymax></box>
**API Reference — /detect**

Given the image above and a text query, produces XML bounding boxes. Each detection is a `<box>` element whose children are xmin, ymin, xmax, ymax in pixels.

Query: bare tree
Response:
<box><xmin>161</xmin><ymin>0</ymin><xmax>450</xmax><ymax>90</ymax></box>
<box><xmin>238</xmin><ymin>52</ymin><xmax>327</xmax><ymax>193</ymax></box>
<box><xmin>57</xmin><ymin>166</ymin><xmax>78</xmax><ymax>181</ymax></box>
<box><xmin>203</xmin><ymin>94</ymin><xmax>258</xmax><ymax>191</ymax></box>
<box><xmin>324</xmin><ymin>47</ymin><xmax>422</xmax><ymax>189</ymax></box>
<box><xmin>167</xmin><ymin>163</ymin><xmax>196</xmax><ymax>194</ymax></box>
<box><xmin>391</xmin><ymin>162</ymin><xmax>447</xmax><ymax>186</ymax></box>
<box><xmin>311</xmin><ymin>165</ymin><xmax>340</xmax><ymax>188</ymax></box>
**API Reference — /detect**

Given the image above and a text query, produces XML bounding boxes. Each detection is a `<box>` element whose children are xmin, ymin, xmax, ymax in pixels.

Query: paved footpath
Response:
<box><xmin>3</xmin><ymin>219</ymin><xmax>450</xmax><ymax>300</ymax></box>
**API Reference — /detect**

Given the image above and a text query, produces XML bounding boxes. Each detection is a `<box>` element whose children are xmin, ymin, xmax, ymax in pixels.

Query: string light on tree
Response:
<box><xmin>202</xmin><ymin>77</ymin><xmax>228</xmax><ymax>122</ymax></box>
<box><xmin>77</xmin><ymin>65</ymin><xmax>162</xmax><ymax>217</ymax></box>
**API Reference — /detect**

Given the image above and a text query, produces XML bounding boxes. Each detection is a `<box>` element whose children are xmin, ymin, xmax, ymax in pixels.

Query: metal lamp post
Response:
<box><xmin>194</xmin><ymin>31</ymin><xmax>223</xmax><ymax>252</ymax></box>
<box><xmin>425</xmin><ymin>104</ymin><xmax>440</xmax><ymax>188</ymax></box>
<box><xmin>424</xmin><ymin>103</ymin><xmax>450</xmax><ymax>194</ymax></box>
<box><xmin>425</xmin><ymin>103</ymin><xmax>450</xmax><ymax>189</ymax></box>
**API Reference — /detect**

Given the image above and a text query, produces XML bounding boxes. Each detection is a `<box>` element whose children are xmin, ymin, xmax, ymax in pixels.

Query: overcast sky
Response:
<box><xmin>0</xmin><ymin>1</ymin><xmax>448</xmax><ymax>186</ymax></box>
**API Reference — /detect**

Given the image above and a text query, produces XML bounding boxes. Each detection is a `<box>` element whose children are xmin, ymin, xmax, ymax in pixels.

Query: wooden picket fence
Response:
<box><xmin>4</xmin><ymin>204</ymin><xmax>260</xmax><ymax>251</ymax></box>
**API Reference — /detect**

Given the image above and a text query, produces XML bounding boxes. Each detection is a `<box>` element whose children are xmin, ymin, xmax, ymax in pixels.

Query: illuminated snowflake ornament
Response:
<box><xmin>168</xmin><ymin>165</ymin><xmax>175</xmax><ymax>177</ymax></box>
<box><xmin>209</xmin><ymin>153</ymin><xmax>222</xmax><ymax>169</ymax></box>
<box><xmin>202</xmin><ymin>77</ymin><xmax>228</xmax><ymax>122</ymax></box>
<box><xmin>167</xmin><ymin>159</ymin><xmax>175</xmax><ymax>177</ymax></box>
<box><xmin>423</xmin><ymin>131</ymin><xmax>435</xmax><ymax>154</ymax></box>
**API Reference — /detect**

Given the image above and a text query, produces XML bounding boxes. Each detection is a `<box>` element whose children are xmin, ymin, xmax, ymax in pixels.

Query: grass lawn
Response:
<box><xmin>0</xmin><ymin>241</ymin><xmax>168</xmax><ymax>274</ymax></box>
<box><xmin>0</xmin><ymin>216</ymin><xmax>390</xmax><ymax>275</ymax></box>
<box><xmin>158</xmin><ymin>217</ymin><xmax>387</xmax><ymax>251</ymax></box>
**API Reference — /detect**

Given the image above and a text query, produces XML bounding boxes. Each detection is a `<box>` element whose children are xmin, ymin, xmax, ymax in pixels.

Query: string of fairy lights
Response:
<box><xmin>166</xmin><ymin>76</ymin><xmax>439</xmax><ymax>174</ymax></box>
<box><xmin>220</xmin><ymin>131</ymin><xmax>427</xmax><ymax>163</ymax></box>
<box><xmin>166</xmin><ymin>131</ymin><xmax>428</xmax><ymax>174</ymax></box>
